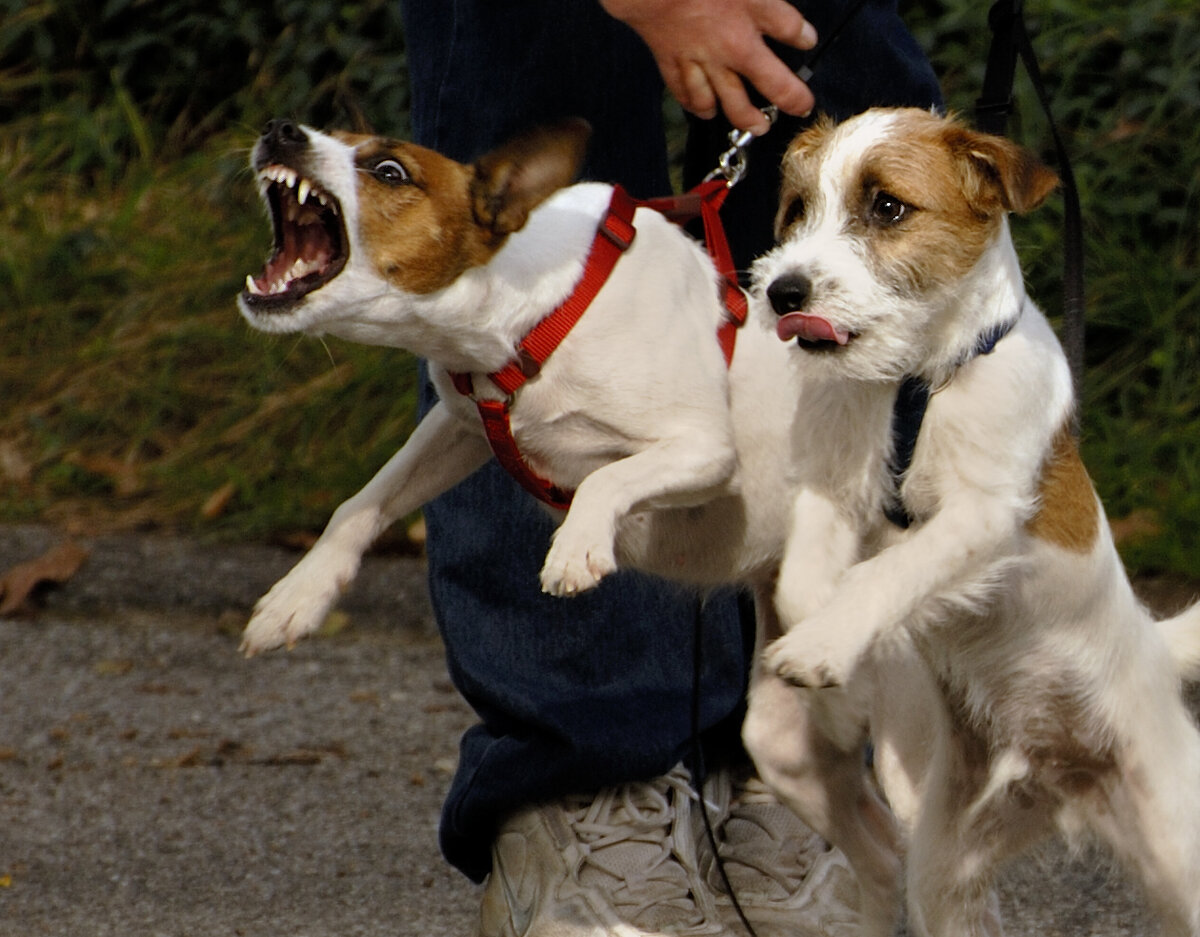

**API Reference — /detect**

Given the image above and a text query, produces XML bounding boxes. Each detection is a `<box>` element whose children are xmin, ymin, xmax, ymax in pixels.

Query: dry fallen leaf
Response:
<box><xmin>316</xmin><ymin>609</ymin><xmax>352</xmax><ymax>638</ymax></box>
<box><xmin>200</xmin><ymin>481</ymin><xmax>237</xmax><ymax>520</ymax></box>
<box><xmin>0</xmin><ymin>540</ymin><xmax>90</xmax><ymax>616</ymax></box>
<box><xmin>0</xmin><ymin>441</ymin><xmax>32</xmax><ymax>485</ymax></box>
<box><xmin>64</xmin><ymin>452</ymin><xmax>144</xmax><ymax>497</ymax></box>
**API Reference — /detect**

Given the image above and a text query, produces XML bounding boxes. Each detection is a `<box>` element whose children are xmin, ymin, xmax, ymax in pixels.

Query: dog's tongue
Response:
<box><xmin>776</xmin><ymin>312</ymin><xmax>851</xmax><ymax>346</ymax></box>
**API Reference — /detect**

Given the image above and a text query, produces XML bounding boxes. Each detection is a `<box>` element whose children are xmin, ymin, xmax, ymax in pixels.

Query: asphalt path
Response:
<box><xmin>0</xmin><ymin>523</ymin><xmax>1187</xmax><ymax>936</ymax></box>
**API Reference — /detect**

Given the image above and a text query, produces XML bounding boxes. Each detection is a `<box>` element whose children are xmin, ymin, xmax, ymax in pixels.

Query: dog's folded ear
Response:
<box><xmin>951</xmin><ymin>127</ymin><xmax>1060</xmax><ymax>216</ymax></box>
<box><xmin>471</xmin><ymin>118</ymin><xmax>592</xmax><ymax>237</ymax></box>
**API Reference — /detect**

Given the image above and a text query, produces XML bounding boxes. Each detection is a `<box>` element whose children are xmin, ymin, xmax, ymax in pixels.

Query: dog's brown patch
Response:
<box><xmin>801</xmin><ymin>109</ymin><xmax>1059</xmax><ymax>298</ymax></box>
<box><xmin>849</xmin><ymin>112</ymin><xmax>1015</xmax><ymax>295</ymax></box>
<box><xmin>1026</xmin><ymin>425</ymin><xmax>1099</xmax><ymax>552</ymax></box>
<box><xmin>338</xmin><ymin>120</ymin><xmax>589</xmax><ymax>296</ymax></box>
<box><xmin>347</xmin><ymin>139</ymin><xmax>504</xmax><ymax>295</ymax></box>
<box><xmin>774</xmin><ymin>116</ymin><xmax>835</xmax><ymax>240</ymax></box>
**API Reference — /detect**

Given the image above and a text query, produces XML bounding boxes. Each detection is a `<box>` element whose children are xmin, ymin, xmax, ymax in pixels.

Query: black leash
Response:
<box><xmin>976</xmin><ymin>0</ymin><xmax>1086</xmax><ymax>416</ymax></box>
<box><xmin>688</xmin><ymin>597</ymin><xmax>758</xmax><ymax>937</ymax></box>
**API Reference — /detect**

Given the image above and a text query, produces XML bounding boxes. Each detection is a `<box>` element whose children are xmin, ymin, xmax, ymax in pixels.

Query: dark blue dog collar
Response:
<box><xmin>883</xmin><ymin>316</ymin><xmax>1019</xmax><ymax>529</ymax></box>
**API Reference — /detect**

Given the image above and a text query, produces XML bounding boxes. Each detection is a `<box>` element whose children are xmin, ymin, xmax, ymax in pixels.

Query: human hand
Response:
<box><xmin>599</xmin><ymin>0</ymin><xmax>818</xmax><ymax>134</ymax></box>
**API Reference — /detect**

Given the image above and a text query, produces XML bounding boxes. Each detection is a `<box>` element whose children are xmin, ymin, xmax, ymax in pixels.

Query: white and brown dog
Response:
<box><xmin>236</xmin><ymin>118</ymin><xmax>803</xmax><ymax>655</ymax></box>
<box><xmin>743</xmin><ymin>107</ymin><xmax>1200</xmax><ymax>937</ymax></box>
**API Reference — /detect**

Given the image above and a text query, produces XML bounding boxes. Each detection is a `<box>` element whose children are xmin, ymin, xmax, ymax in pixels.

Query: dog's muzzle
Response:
<box><xmin>768</xmin><ymin>273</ymin><xmax>853</xmax><ymax>349</ymax></box>
<box><xmin>242</xmin><ymin>120</ymin><xmax>349</xmax><ymax>309</ymax></box>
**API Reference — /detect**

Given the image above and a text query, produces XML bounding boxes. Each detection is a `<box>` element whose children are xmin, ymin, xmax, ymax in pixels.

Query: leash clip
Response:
<box><xmin>705</xmin><ymin>105</ymin><xmax>780</xmax><ymax>187</ymax></box>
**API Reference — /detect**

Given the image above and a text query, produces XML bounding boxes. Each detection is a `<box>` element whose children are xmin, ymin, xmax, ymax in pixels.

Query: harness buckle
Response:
<box><xmin>516</xmin><ymin>347</ymin><xmax>541</xmax><ymax>379</ymax></box>
<box><xmin>599</xmin><ymin>211</ymin><xmax>636</xmax><ymax>251</ymax></box>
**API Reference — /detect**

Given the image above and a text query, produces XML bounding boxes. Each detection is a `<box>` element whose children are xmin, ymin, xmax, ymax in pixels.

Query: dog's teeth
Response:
<box><xmin>297</xmin><ymin>179</ymin><xmax>311</xmax><ymax>205</ymax></box>
<box><xmin>245</xmin><ymin>274</ymin><xmax>262</xmax><ymax>296</ymax></box>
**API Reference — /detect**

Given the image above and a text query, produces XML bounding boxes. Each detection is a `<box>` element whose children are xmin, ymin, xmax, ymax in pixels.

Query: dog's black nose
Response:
<box><xmin>262</xmin><ymin>119</ymin><xmax>308</xmax><ymax>150</ymax></box>
<box><xmin>766</xmin><ymin>273</ymin><xmax>812</xmax><ymax>316</ymax></box>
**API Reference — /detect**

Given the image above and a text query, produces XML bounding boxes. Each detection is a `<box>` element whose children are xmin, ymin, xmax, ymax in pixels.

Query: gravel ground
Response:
<box><xmin>0</xmin><ymin>523</ymin><xmax>1190</xmax><ymax>936</ymax></box>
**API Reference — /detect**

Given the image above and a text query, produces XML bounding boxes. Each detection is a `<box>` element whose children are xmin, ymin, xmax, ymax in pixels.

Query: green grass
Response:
<box><xmin>2</xmin><ymin>1</ymin><xmax>1199</xmax><ymax>575</ymax></box>
<box><xmin>0</xmin><ymin>138</ymin><xmax>421</xmax><ymax>540</ymax></box>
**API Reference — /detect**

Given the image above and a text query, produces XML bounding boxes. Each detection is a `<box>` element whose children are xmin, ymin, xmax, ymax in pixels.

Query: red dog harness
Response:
<box><xmin>449</xmin><ymin>180</ymin><xmax>747</xmax><ymax>510</ymax></box>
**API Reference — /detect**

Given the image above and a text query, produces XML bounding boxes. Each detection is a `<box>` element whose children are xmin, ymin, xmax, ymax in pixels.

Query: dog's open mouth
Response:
<box><xmin>242</xmin><ymin>164</ymin><xmax>348</xmax><ymax>308</ymax></box>
<box><xmin>776</xmin><ymin>312</ymin><xmax>856</xmax><ymax>352</ymax></box>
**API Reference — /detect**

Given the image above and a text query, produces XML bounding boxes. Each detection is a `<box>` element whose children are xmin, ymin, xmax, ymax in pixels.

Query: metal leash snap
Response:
<box><xmin>706</xmin><ymin>104</ymin><xmax>780</xmax><ymax>187</ymax></box>
<box><xmin>698</xmin><ymin>3</ymin><xmax>859</xmax><ymax>188</ymax></box>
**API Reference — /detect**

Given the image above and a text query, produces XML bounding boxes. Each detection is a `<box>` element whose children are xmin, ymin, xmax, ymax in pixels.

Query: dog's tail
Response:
<box><xmin>1159</xmin><ymin>600</ymin><xmax>1200</xmax><ymax>682</ymax></box>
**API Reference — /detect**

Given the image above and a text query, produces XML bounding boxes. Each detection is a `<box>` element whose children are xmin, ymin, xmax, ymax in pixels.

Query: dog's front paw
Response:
<box><xmin>763</xmin><ymin>620</ymin><xmax>868</xmax><ymax>690</ymax></box>
<box><xmin>240</xmin><ymin>558</ymin><xmax>351</xmax><ymax>656</ymax></box>
<box><xmin>539</xmin><ymin>526</ymin><xmax>617</xmax><ymax>597</ymax></box>
<box><xmin>763</xmin><ymin>629</ymin><xmax>870</xmax><ymax>751</ymax></box>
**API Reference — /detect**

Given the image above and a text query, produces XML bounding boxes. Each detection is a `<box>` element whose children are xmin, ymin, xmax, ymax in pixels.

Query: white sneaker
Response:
<box><xmin>478</xmin><ymin>765</ymin><xmax>731</xmax><ymax>937</ymax></box>
<box><xmin>695</xmin><ymin>767</ymin><xmax>860</xmax><ymax>937</ymax></box>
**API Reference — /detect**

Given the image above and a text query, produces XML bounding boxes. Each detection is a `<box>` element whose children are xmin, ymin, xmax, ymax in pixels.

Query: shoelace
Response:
<box><xmin>703</xmin><ymin>773</ymin><xmax>823</xmax><ymax>900</ymax></box>
<box><xmin>565</xmin><ymin>769</ymin><xmax>713</xmax><ymax>927</ymax></box>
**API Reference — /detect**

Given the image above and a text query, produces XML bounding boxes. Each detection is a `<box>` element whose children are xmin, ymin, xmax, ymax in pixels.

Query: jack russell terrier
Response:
<box><xmin>743</xmin><ymin>107</ymin><xmax>1200</xmax><ymax>937</ymax></box>
<box><xmin>236</xmin><ymin>111</ymin><xmax>1200</xmax><ymax>937</ymax></box>
<box><xmin>236</xmin><ymin>117</ymin><xmax>803</xmax><ymax>658</ymax></box>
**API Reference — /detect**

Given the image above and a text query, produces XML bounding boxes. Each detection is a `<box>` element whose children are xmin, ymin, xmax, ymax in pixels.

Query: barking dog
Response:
<box><xmin>743</xmin><ymin>107</ymin><xmax>1200</xmax><ymax>937</ymax></box>
<box><xmin>236</xmin><ymin>119</ymin><xmax>803</xmax><ymax>658</ymax></box>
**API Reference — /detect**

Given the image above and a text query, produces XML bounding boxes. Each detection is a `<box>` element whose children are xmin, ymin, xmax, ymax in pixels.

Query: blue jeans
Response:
<box><xmin>399</xmin><ymin>0</ymin><xmax>940</xmax><ymax>881</ymax></box>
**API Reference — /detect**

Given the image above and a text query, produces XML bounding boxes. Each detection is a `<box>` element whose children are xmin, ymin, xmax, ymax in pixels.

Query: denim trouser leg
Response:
<box><xmin>399</xmin><ymin>0</ymin><xmax>941</xmax><ymax>882</ymax></box>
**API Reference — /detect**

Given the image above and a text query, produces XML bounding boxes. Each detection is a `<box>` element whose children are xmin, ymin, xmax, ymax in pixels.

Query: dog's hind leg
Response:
<box><xmin>903</xmin><ymin>733</ymin><xmax>1063</xmax><ymax>937</ymax></box>
<box><xmin>901</xmin><ymin>749</ymin><xmax>1015</xmax><ymax>937</ymax></box>
<box><xmin>1081</xmin><ymin>698</ymin><xmax>1200</xmax><ymax>937</ymax></box>
<box><xmin>743</xmin><ymin>668</ymin><xmax>903</xmax><ymax>937</ymax></box>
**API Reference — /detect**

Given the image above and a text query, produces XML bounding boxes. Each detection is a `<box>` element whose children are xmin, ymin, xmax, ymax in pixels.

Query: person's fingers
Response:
<box><xmin>739</xmin><ymin>52</ymin><xmax>816</xmax><ymax>119</ymax></box>
<box><xmin>679</xmin><ymin>59</ymin><xmax>718</xmax><ymax>120</ymax></box>
<box><xmin>599</xmin><ymin>0</ymin><xmax>818</xmax><ymax>130</ymax></box>
<box><xmin>753</xmin><ymin>0</ymin><xmax>818</xmax><ymax>51</ymax></box>
<box><xmin>707</xmin><ymin>66</ymin><xmax>771</xmax><ymax>134</ymax></box>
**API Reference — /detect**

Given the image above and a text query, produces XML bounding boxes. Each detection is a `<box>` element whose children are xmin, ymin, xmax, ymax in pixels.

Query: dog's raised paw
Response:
<box><xmin>539</xmin><ymin>525</ymin><xmax>618</xmax><ymax>597</ymax></box>
<box><xmin>538</xmin><ymin>555</ymin><xmax>612</xmax><ymax>597</ymax></box>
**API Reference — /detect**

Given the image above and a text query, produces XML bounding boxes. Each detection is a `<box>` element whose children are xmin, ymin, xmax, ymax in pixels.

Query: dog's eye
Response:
<box><xmin>371</xmin><ymin>159</ymin><xmax>409</xmax><ymax>185</ymax></box>
<box><xmin>779</xmin><ymin>196</ymin><xmax>806</xmax><ymax>232</ymax></box>
<box><xmin>870</xmin><ymin>191</ymin><xmax>909</xmax><ymax>226</ymax></box>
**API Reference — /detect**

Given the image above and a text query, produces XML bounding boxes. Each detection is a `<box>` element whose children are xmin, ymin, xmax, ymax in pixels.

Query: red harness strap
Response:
<box><xmin>642</xmin><ymin>178</ymin><xmax>747</xmax><ymax>366</ymax></box>
<box><xmin>449</xmin><ymin>182</ymin><xmax>745</xmax><ymax>510</ymax></box>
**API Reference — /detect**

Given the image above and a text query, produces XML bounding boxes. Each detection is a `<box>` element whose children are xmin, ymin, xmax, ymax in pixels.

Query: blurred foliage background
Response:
<box><xmin>1</xmin><ymin>1</ymin><xmax>1198</xmax><ymax>573</ymax></box>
